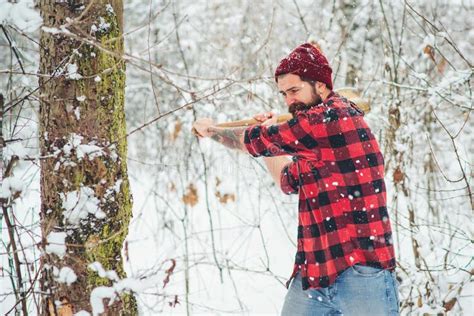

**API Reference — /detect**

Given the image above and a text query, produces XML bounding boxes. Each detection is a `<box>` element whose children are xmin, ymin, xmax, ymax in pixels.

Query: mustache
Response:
<box><xmin>288</xmin><ymin>98</ymin><xmax>322</xmax><ymax>117</ymax></box>
<box><xmin>288</xmin><ymin>103</ymin><xmax>313</xmax><ymax>116</ymax></box>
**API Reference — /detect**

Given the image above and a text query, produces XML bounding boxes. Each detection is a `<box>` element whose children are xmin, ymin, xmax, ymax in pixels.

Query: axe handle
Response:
<box><xmin>214</xmin><ymin>113</ymin><xmax>293</xmax><ymax>128</ymax></box>
<box><xmin>191</xmin><ymin>114</ymin><xmax>291</xmax><ymax>136</ymax></box>
<box><xmin>192</xmin><ymin>89</ymin><xmax>369</xmax><ymax>135</ymax></box>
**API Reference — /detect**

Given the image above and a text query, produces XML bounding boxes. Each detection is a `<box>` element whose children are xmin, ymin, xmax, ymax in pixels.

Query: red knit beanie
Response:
<box><xmin>275</xmin><ymin>43</ymin><xmax>333</xmax><ymax>90</ymax></box>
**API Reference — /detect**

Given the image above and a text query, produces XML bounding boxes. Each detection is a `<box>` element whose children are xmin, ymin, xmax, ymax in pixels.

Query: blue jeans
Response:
<box><xmin>281</xmin><ymin>265</ymin><xmax>400</xmax><ymax>315</ymax></box>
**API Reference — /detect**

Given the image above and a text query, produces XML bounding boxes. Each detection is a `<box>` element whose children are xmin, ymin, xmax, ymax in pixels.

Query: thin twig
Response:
<box><xmin>1</xmin><ymin>25</ymin><xmax>26</xmax><ymax>74</ymax></box>
<box><xmin>1</xmin><ymin>156</ymin><xmax>28</xmax><ymax>315</ymax></box>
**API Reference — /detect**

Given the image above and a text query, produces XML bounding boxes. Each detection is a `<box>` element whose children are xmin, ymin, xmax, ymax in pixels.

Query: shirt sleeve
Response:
<box><xmin>243</xmin><ymin>112</ymin><xmax>318</xmax><ymax>158</ymax></box>
<box><xmin>280</xmin><ymin>162</ymin><xmax>299</xmax><ymax>195</ymax></box>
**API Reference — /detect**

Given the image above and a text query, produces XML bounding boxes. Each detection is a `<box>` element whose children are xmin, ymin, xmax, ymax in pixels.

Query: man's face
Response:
<box><xmin>277</xmin><ymin>73</ymin><xmax>321</xmax><ymax>116</ymax></box>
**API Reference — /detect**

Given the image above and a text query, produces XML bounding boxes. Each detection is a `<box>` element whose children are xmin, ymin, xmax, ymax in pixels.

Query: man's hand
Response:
<box><xmin>193</xmin><ymin>118</ymin><xmax>246</xmax><ymax>151</ymax></box>
<box><xmin>253</xmin><ymin>111</ymin><xmax>278</xmax><ymax>126</ymax></box>
<box><xmin>192</xmin><ymin>118</ymin><xmax>215</xmax><ymax>138</ymax></box>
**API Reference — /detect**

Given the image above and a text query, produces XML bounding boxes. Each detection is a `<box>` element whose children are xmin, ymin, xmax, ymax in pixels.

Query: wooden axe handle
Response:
<box><xmin>192</xmin><ymin>88</ymin><xmax>369</xmax><ymax>135</ymax></box>
<box><xmin>191</xmin><ymin>114</ymin><xmax>292</xmax><ymax>136</ymax></box>
<box><xmin>215</xmin><ymin>113</ymin><xmax>293</xmax><ymax>128</ymax></box>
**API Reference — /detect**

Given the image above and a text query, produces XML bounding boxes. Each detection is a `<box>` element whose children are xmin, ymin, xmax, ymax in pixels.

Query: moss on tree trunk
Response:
<box><xmin>39</xmin><ymin>1</ymin><xmax>137</xmax><ymax>314</ymax></box>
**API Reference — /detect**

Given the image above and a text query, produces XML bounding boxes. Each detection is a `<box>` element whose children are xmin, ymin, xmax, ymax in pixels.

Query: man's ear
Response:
<box><xmin>315</xmin><ymin>81</ymin><xmax>325</xmax><ymax>90</ymax></box>
<box><xmin>314</xmin><ymin>81</ymin><xmax>324</xmax><ymax>94</ymax></box>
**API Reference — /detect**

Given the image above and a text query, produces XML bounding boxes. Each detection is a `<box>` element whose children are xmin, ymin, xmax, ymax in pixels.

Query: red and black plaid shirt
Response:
<box><xmin>244</xmin><ymin>92</ymin><xmax>396</xmax><ymax>290</ymax></box>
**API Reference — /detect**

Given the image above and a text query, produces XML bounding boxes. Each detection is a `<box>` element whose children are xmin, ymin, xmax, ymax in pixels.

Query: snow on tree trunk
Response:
<box><xmin>38</xmin><ymin>1</ymin><xmax>136</xmax><ymax>314</ymax></box>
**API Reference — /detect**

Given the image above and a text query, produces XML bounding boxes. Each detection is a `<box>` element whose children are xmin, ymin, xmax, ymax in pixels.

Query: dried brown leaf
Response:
<box><xmin>182</xmin><ymin>183</ymin><xmax>198</xmax><ymax>207</ymax></box>
<box><xmin>417</xmin><ymin>295</ymin><xmax>423</xmax><ymax>308</ymax></box>
<box><xmin>393</xmin><ymin>167</ymin><xmax>405</xmax><ymax>183</ymax></box>
<box><xmin>48</xmin><ymin>297</ymin><xmax>73</xmax><ymax>316</ymax></box>
<box><xmin>170</xmin><ymin>120</ymin><xmax>182</xmax><ymax>141</ymax></box>
<box><xmin>443</xmin><ymin>297</ymin><xmax>457</xmax><ymax>312</ymax></box>
<box><xmin>168</xmin><ymin>295</ymin><xmax>180</xmax><ymax>307</ymax></box>
<box><xmin>163</xmin><ymin>259</ymin><xmax>176</xmax><ymax>288</ymax></box>
<box><xmin>215</xmin><ymin>191</ymin><xmax>236</xmax><ymax>204</ymax></box>
<box><xmin>423</xmin><ymin>45</ymin><xmax>436</xmax><ymax>63</ymax></box>
<box><xmin>437</xmin><ymin>57</ymin><xmax>447</xmax><ymax>74</ymax></box>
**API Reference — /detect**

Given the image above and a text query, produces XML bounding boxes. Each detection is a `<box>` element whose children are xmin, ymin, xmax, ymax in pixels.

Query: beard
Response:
<box><xmin>288</xmin><ymin>92</ymin><xmax>322</xmax><ymax>117</ymax></box>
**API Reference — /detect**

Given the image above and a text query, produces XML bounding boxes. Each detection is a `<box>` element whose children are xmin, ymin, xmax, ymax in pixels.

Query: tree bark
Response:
<box><xmin>38</xmin><ymin>1</ymin><xmax>136</xmax><ymax>314</ymax></box>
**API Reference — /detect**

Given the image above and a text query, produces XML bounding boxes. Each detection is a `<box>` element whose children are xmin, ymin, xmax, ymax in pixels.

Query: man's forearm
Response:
<box><xmin>263</xmin><ymin>156</ymin><xmax>291</xmax><ymax>187</ymax></box>
<box><xmin>208</xmin><ymin>126</ymin><xmax>246</xmax><ymax>152</ymax></box>
<box><xmin>206</xmin><ymin>125</ymin><xmax>289</xmax><ymax>185</ymax></box>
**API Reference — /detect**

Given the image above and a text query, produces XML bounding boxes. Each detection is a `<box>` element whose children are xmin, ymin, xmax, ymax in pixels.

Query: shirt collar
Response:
<box><xmin>322</xmin><ymin>91</ymin><xmax>335</xmax><ymax>105</ymax></box>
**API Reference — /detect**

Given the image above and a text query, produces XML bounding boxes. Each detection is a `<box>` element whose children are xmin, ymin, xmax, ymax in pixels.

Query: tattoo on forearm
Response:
<box><xmin>209</xmin><ymin>127</ymin><xmax>246</xmax><ymax>151</ymax></box>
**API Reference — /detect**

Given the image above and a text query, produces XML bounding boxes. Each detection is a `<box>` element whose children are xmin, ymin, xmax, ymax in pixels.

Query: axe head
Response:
<box><xmin>335</xmin><ymin>87</ymin><xmax>371</xmax><ymax>113</ymax></box>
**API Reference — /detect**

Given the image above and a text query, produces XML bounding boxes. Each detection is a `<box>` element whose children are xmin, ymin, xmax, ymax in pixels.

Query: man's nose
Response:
<box><xmin>285</xmin><ymin>96</ymin><xmax>296</xmax><ymax>106</ymax></box>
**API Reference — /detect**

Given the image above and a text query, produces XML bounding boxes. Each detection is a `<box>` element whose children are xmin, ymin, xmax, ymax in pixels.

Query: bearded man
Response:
<box><xmin>193</xmin><ymin>43</ymin><xmax>400</xmax><ymax>316</ymax></box>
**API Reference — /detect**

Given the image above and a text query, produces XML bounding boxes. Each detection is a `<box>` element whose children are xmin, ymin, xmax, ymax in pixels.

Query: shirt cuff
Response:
<box><xmin>244</xmin><ymin>126</ymin><xmax>260</xmax><ymax>157</ymax></box>
<box><xmin>280</xmin><ymin>162</ymin><xmax>299</xmax><ymax>195</ymax></box>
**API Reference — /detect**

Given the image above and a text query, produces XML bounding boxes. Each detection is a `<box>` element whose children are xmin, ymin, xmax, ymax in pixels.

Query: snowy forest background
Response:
<box><xmin>0</xmin><ymin>0</ymin><xmax>472</xmax><ymax>315</ymax></box>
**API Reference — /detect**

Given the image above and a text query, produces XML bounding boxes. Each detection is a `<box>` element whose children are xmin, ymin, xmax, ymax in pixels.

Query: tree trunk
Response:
<box><xmin>38</xmin><ymin>1</ymin><xmax>136</xmax><ymax>314</ymax></box>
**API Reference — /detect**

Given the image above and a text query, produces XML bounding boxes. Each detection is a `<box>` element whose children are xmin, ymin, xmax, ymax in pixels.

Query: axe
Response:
<box><xmin>192</xmin><ymin>88</ymin><xmax>369</xmax><ymax>135</ymax></box>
